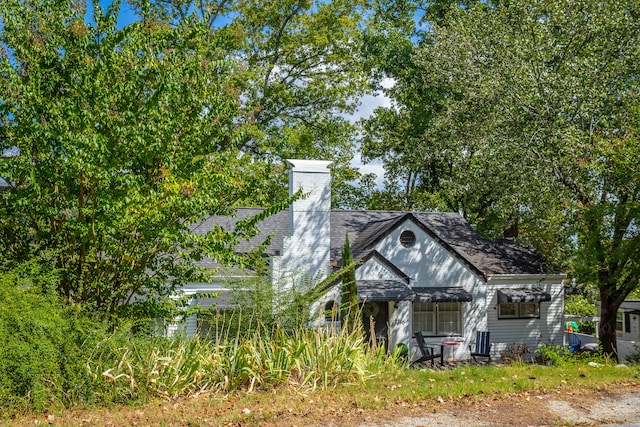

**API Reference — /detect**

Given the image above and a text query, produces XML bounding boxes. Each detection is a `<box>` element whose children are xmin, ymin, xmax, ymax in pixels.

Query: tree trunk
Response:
<box><xmin>599</xmin><ymin>290</ymin><xmax>619</xmax><ymax>362</ymax></box>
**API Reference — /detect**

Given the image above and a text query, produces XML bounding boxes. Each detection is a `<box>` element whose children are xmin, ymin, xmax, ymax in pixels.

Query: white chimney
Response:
<box><xmin>273</xmin><ymin>159</ymin><xmax>332</xmax><ymax>293</ymax></box>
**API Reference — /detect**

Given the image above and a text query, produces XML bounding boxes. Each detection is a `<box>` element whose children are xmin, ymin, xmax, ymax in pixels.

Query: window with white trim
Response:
<box><xmin>413</xmin><ymin>302</ymin><xmax>462</xmax><ymax>336</ymax></box>
<box><xmin>616</xmin><ymin>311</ymin><xmax>624</xmax><ymax>332</ymax></box>
<box><xmin>498</xmin><ymin>302</ymin><xmax>540</xmax><ymax>319</ymax></box>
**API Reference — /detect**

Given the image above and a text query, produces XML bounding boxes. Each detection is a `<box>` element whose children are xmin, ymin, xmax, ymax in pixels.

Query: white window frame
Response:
<box><xmin>498</xmin><ymin>302</ymin><xmax>540</xmax><ymax>319</ymax></box>
<box><xmin>413</xmin><ymin>302</ymin><xmax>463</xmax><ymax>337</ymax></box>
<box><xmin>616</xmin><ymin>311</ymin><xmax>624</xmax><ymax>333</ymax></box>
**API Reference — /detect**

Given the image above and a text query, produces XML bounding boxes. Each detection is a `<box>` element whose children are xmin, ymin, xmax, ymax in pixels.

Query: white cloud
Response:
<box><xmin>348</xmin><ymin>78</ymin><xmax>395</xmax><ymax>124</ymax></box>
<box><xmin>346</xmin><ymin>78</ymin><xmax>395</xmax><ymax>188</ymax></box>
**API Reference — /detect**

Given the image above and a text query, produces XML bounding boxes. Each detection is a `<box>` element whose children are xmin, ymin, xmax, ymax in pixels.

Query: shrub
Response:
<box><xmin>534</xmin><ymin>344</ymin><xmax>572</xmax><ymax>365</ymax></box>
<box><xmin>0</xmin><ymin>268</ymin><xmax>106</xmax><ymax>413</ymax></box>
<box><xmin>624</xmin><ymin>344</ymin><xmax>640</xmax><ymax>365</ymax></box>
<box><xmin>499</xmin><ymin>343</ymin><xmax>530</xmax><ymax>363</ymax></box>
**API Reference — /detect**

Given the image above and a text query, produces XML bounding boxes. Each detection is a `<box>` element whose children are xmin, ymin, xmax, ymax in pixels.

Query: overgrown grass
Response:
<box><xmin>86</xmin><ymin>322</ymin><xmax>400</xmax><ymax>404</ymax></box>
<box><xmin>0</xmin><ymin>268</ymin><xmax>401</xmax><ymax>417</ymax></box>
<box><xmin>1</xmin><ymin>309</ymin><xmax>400</xmax><ymax>417</ymax></box>
<box><xmin>3</xmin><ymin>269</ymin><xmax>638</xmax><ymax>423</ymax></box>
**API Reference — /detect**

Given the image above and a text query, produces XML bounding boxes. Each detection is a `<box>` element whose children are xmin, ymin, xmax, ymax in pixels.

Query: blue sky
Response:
<box><xmin>86</xmin><ymin>0</ymin><xmax>138</xmax><ymax>28</ymax></box>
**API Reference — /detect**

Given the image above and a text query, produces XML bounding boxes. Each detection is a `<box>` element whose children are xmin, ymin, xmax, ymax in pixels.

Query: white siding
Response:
<box><xmin>374</xmin><ymin>220</ymin><xmax>480</xmax><ymax>287</ymax></box>
<box><xmin>389</xmin><ymin>300</ymin><xmax>411</xmax><ymax>349</ymax></box>
<box><xmin>374</xmin><ymin>219</ymin><xmax>490</xmax><ymax>360</ymax></box>
<box><xmin>356</xmin><ymin>257</ymin><xmax>406</xmax><ymax>281</ymax></box>
<box><xmin>616</xmin><ymin>301</ymin><xmax>640</xmax><ymax>342</ymax></box>
<box><xmin>486</xmin><ymin>277</ymin><xmax>564</xmax><ymax>360</ymax></box>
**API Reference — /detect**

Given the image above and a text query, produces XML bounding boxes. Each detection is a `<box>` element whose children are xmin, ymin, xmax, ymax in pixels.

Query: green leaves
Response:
<box><xmin>363</xmin><ymin>0</ymin><xmax>640</xmax><ymax>355</ymax></box>
<box><xmin>0</xmin><ymin>0</ymin><xmax>274</xmax><ymax>322</ymax></box>
<box><xmin>129</xmin><ymin>0</ymin><xmax>374</xmax><ymax>206</ymax></box>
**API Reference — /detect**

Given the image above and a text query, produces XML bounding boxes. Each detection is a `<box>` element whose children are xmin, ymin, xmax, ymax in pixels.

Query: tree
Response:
<box><xmin>0</xmin><ymin>0</ymin><xmax>276</xmax><ymax>322</ymax></box>
<box><xmin>339</xmin><ymin>233</ymin><xmax>360</xmax><ymax>332</ymax></box>
<box><xmin>360</xmin><ymin>0</ymin><xmax>464</xmax><ymax>212</ymax></box>
<box><xmin>128</xmin><ymin>0</ymin><xmax>375</xmax><ymax>207</ymax></box>
<box><xmin>407</xmin><ymin>0</ymin><xmax>640</xmax><ymax>356</ymax></box>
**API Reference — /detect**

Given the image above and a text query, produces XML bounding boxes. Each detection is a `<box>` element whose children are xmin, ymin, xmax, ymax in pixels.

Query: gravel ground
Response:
<box><xmin>358</xmin><ymin>386</ymin><xmax>640</xmax><ymax>427</ymax></box>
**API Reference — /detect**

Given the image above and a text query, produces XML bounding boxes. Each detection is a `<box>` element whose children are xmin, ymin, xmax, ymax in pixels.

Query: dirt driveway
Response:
<box><xmin>355</xmin><ymin>384</ymin><xmax>640</xmax><ymax>427</ymax></box>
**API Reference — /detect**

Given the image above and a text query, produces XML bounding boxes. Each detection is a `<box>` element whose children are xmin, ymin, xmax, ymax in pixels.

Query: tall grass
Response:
<box><xmin>0</xmin><ymin>265</ymin><xmax>400</xmax><ymax>415</ymax></box>
<box><xmin>85</xmin><ymin>320</ymin><xmax>401</xmax><ymax>404</ymax></box>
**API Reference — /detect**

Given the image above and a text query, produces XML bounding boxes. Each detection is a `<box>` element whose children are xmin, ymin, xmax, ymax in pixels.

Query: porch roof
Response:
<box><xmin>356</xmin><ymin>280</ymin><xmax>415</xmax><ymax>302</ymax></box>
<box><xmin>413</xmin><ymin>287</ymin><xmax>472</xmax><ymax>303</ymax></box>
<box><xmin>497</xmin><ymin>288</ymin><xmax>551</xmax><ymax>303</ymax></box>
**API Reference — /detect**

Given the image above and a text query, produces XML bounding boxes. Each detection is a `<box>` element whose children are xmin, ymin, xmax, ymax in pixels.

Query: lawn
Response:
<box><xmin>8</xmin><ymin>361</ymin><xmax>640</xmax><ymax>426</ymax></box>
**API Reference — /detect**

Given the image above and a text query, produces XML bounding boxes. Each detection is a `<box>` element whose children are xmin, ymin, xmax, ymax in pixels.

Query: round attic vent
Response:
<box><xmin>400</xmin><ymin>230</ymin><xmax>416</xmax><ymax>248</ymax></box>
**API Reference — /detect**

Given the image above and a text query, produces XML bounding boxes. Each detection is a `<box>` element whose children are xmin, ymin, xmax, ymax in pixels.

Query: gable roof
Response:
<box><xmin>359</xmin><ymin>250</ymin><xmax>411</xmax><ymax>284</ymax></box>
<box><xmin>192</xmin><ymin>208</ymin><xmax>550</xmax><ymax>277</ymax></box>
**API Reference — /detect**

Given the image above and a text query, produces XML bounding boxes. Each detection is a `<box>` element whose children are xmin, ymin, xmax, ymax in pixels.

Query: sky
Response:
<box><xmin>86</xmin><ymin>0</ymin><xmax>138</xmax><ymax>27</ymax></box>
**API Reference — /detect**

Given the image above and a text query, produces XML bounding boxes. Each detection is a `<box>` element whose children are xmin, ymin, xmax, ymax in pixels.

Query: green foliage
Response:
<box><xmin>0</xmin><ymin>267</ymin><xmax>400</xmax><ymax>415</ymax></box>
<box><xmin>0</xmin><ymin>269</ymin><xmax>105</xmax><ymax>413</ymax></box>
<box><xmin>565</xmin><ymin>295</ymin><xmax>597</xmax><ymax>317</ymax></box>
<box><xmin>340</xmin><ymin>233</ymin><xmax>360</xmax><ymax>332</ymax></box>
<box><xmin>128</xmin><ymin>0</ymin><xmax>374</xmax><ymax>207</ymax></box>
<box><xmin>0</xmin><ymin>0</ymin><xmax>279</xmax><ymax>322</ymax></box>
<box><xmin>534</xmin><ymin>344</ymin><xmax>573</xmax><ymax>366</ymax></box>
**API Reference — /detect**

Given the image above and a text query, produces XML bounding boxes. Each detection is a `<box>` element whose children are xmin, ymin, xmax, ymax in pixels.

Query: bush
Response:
<box><xmin>0</xmin><ymin>268</ymin><xmax>107</xmax><ymax>413</ymax></box>
<box><xmin>534</xmin><ymin>344</ymin><xmax>572</xmax><ymax>365</ymax></box>
<box><xmin>626</xmin><ymin>344</ymin><xmax>640</xmax><ymax>364</ymax></box>
<box><xmin>499</xmin><ymin>343</ymin><xmax>530</xmax><ymax>363</ymax></box>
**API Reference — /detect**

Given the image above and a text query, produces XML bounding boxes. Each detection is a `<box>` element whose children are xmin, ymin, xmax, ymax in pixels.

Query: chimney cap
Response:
<box><xmin>286</xmin><ymin>159</ymin><xmax>332</xmax><ymax>173</ymax></box>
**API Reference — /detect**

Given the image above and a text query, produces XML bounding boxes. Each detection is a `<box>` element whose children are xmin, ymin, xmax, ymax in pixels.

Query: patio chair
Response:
<box><xmin>411</xmin><ymin>332</ymin><xmax>444</xmax><ymax>367</ymax></box>
<box><xmin>469</xmin><ymin>331</ymin><xmax>492</xmax><ymax>363</ymax></box>
<box><xmin>567</xmin><ymin>332</ymin><xmax>582</xmax><ymax>352</ymax></box>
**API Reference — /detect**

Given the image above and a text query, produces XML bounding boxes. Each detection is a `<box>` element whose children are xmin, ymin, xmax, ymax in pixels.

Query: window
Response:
<box><xmin>498</xmin><ymin>302</ymin><xmax>540</xmax><ymax>319</ymax></box>
<box><xmin>399</xmin><ymin>230</ymin><xmax>416</xmax><ymax>247</ymax></box>
<box><xmin>413</xmin><ymin>302</ymin><xmax>462</xmax><ymax>336</ymax></box>
<box><xmin>324</xmin><ymin>300</ymin><xmax>339</xmax><ymax>322</ymax></box>
<box><xmin>616</xmin><ymin>311</ymin><xmax>630</xmax><ymax>333</ymax></box>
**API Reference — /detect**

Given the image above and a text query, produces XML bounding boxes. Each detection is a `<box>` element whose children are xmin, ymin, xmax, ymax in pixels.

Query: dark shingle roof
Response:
<box><xmin>357</xmin><ymin>280</ymin><xmax>416</xmax><ymax>301</ymax></box>
<box><xmin>191</xmin><ymin>209</ymin><xmax>549</xmax><ymax>277</ymax></box>
<box><xmin>191</xmin><ymin>208</ymin><xmax>290</xmax><ymax>256</ymax></box>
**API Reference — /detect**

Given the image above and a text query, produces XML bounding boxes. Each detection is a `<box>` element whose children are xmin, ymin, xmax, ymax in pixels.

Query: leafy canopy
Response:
<box><xmin>0</xmin><ymin>0</ymin><xmax>279</xmax><ymax>322</ymax></box>
<box><xmin>363</xmin><ymin>0</ymin><xmax>640</xmax><ymax>355</ymax></box>
<box><xmin>129</xmin><ymin>0</ymin><xmax>376</xmax><ymax>207</ymax></box>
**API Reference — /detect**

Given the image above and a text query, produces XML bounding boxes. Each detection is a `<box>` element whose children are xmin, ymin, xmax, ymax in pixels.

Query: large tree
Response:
<box><xmin>0</xmin><ymin>0</ymin><xmax>276</xmax><ymax>322</ymax></box>
<box><xmin>374</xmin><ymin>0</ymin><xmax>640</xmax><ymax>356</ymax></box>
<box><xmin>129</xmin><ymin>0</ymin><xmax>375</xmax><ymax>207</ymax></box>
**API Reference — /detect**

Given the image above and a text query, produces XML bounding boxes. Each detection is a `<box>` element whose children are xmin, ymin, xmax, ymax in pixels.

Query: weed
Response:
<box><xmin>500</xmin><ymin>343</ymin><xmax>530</xmax><ymax>364</ymax></box>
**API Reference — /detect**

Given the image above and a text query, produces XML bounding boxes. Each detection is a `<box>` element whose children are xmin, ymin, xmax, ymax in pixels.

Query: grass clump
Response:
<box><xmin>86</xmin><ymin>321</ymin><xmax>401</xmax><ymax>402</ymax></box>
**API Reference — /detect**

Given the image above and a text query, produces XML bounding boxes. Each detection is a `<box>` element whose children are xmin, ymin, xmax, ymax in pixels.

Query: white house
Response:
<box><xmin>180</xmin><ymin>159</ymin><xmax>565</xmax><ymax>361</ymax></box>
<box><xmin>597</xmin><ymin>300</ymin><xmax>640</xmax><ymax>360</ymax></box>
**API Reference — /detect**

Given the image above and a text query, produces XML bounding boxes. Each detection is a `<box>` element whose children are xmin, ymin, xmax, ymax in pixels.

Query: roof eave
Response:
<box><xmin>486</xmin><ymin>273</ymin><xmax>567</xmax><ymax>282</ymax></box>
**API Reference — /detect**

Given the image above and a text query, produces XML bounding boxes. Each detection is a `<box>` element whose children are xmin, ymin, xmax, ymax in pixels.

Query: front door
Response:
<box><xmin>362</xmin><ymin>301</ymin><xmax>389</xmax><ymax>348</ymax></box>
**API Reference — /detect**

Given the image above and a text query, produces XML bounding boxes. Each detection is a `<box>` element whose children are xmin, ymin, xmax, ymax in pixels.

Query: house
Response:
<box><xmin>179</xmin><ymin>159</ymin><xmax>565</xmax><ymax>361</ymax></box>
<box><xmin>597</xmin><ymin>300</ymin><xmax>640</xmax><ymax>360</ymax></box>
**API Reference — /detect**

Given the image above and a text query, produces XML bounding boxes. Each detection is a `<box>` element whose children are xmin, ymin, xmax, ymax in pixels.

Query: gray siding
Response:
<box><xmin>487</xmin><ymin>279</ymin><xmax>564</xmax><ymax>360</ymax></box>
